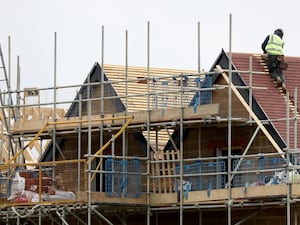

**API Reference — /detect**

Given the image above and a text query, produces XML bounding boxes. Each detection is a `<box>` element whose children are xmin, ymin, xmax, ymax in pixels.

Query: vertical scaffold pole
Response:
<box><xmin>87</xmin><ymin>58</ymin><xmax>92</xmax><ymax>225</ymax></box>
<box><xmin>286</xmin><ymin>90</ymin><xmax>291</xmax><ymax>225</ymax></box>
<box><xmin>123</xmin><ymin>30</ymin><xmax>128</xmax><ymax>158</ymax></box>
<box><xmin>78</xmin><ymin>93</ymin><xmax>82</xmax><ymax>191</ymax></box>
<box><xmin>53</xmin><ymin>31</ymin><xmax>57</xmax><ymax>178</ymax></box>
<box><xmin>294</xmin><ymin>87</ymin><xmax>298</xmax><ymax>150</ymax></box>
<box><xmin>179</xmin><ymin>70</ymin><xmax>184</xmax><ymax>225</ymax></box>
<box><xmin>99</xmin><ymin>25</ymin><xmax>105</xmax><ymax>192</ymax></box>
<box><xmin>249</xmin><ymin>56</ymin><xmax>253</xmax><ymax>122</ymax></box>
<box><xmin>227</xmin><ymin>13</ymin><xmax>233</xmax><ymax>225</ymax></box>
<box><xmin>146</xmin><ymin>20</ymin><xmax>151</xmax><ymax>225</ymax></box>
<box><xmin>197</xmin><ymin>21</ymin><xmax>202</xmax><ymax>161</ymax></box>
<box><xmin>197</xmin><ymin>21</ymin><xmax>201</xmax><ymax>73</ymax></box>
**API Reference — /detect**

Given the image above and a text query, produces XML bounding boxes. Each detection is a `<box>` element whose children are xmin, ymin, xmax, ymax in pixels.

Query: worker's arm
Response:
<box><xmin>261</xmin><ymin>35</ymin><xmax>269</xmax><ymax>54</ymax></box>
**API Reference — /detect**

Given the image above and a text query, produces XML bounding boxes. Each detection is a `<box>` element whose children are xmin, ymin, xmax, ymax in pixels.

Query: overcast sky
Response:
<box><xmin>1</xmin><ymin>0</ymin><xmax>299</xmax><ymax>90</ymax></box>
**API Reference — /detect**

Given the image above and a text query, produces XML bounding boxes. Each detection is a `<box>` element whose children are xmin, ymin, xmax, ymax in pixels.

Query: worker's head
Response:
<box><xmin>274</xmin><ymin>28</ymin><xmax>284</xmax><ymax>38</ymax></box>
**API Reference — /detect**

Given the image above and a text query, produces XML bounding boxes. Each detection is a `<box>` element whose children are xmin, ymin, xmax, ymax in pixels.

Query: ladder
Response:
<box><xmin>0</xmin><ymin>44</ymin><xmax>18</xmax><ymax>160</ymax></box>
<box><xmin>257</xmin><ymin>54</ymin><xmax>300</xmax><ymax>120</ymax></box>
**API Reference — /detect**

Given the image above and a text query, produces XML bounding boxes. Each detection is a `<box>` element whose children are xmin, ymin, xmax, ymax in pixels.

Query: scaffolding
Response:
<box><xmin>0</xmin><ymin>17</ymin><xmax>299</xmax><ymax>225</ymax></box>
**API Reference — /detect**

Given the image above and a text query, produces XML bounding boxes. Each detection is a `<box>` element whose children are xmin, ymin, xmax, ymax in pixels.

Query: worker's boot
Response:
<box><xmin>282</xmin><ymin>83</ymin><xmax>287</xmax><ymax>94</ymax></box>
<box><xmin>276</xmin><ymin>76</ymin><xmax>282</xmax><ymax>87</ymax></box>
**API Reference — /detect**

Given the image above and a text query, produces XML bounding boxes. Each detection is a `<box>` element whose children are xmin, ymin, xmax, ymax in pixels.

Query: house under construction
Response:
<box><xmin>0</xmin><ymin>27</ymin><xmax>300</xmax><ymax>225</ymax></box>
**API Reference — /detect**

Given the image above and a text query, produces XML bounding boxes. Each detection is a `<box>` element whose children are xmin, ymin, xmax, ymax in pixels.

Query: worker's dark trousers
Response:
<box><xmin>267</xmin><ymin>54</ymin><xmax>285</xmax><ymax>83</ymax></box>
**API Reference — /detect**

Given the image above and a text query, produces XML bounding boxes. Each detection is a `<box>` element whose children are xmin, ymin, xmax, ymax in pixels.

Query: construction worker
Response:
<box><xmin>261</xmin><ymin>28</ymin><xmax>287</xmax><ymax>92</ymax></box>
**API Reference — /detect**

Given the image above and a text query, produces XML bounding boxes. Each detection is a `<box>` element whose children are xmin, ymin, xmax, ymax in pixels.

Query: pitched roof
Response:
<box><xmin>102</xmin><ymin>64</ymin><xmax>199</xmax><ymax>112</ymax></box>
<box><xmin>216</xmin><ymin>50</ymin><xmax>300</xmax><ymax>150</ymax></box>
<box><xmin>103</xmin><ymin>64</ymin><xmax>201</xmax><ymax>150</ymax></box>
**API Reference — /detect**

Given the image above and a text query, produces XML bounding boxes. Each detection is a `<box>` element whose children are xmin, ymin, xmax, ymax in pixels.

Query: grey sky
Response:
<box><xmin>1</xmin><ymin>0</ymin><xmax>299</xmax><ymax>90</ymax></box>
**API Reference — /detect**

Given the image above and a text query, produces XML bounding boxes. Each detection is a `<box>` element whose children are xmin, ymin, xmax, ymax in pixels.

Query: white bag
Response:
<box><xmin>8</xmin><ymin>172</ymin><xmax>26</xmax><ymax>201</ymax></box>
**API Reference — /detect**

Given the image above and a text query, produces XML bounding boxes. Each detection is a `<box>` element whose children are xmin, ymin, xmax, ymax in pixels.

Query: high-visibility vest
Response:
<box><xmin>265</xmin><ymin>34</ymin><xmax>284</xmax><ymax>55</ymax></box>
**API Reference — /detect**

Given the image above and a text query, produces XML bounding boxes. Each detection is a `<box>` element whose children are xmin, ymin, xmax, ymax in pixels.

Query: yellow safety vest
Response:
<box><xmin>265</xmin><ymin>34</ymin><xmax>284</xmax><ymax>55</ymax></box>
